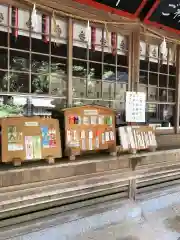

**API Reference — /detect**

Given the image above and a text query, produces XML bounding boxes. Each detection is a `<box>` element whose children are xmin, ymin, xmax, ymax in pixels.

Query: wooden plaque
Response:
<box><xmin>0</xmin><ymin>116</ymin><xmax>62</xmax><ymax>164</ymax></box>
<box><xmin>62</xmin><ymin>105</ymin><xmax>116</xmax><ymax>159</ymax></box>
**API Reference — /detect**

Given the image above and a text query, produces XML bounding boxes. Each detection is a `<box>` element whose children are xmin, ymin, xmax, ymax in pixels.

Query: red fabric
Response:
<box><xmin>12</xmin><ymin>7</ymin><xmax>18</xmax><ymax>39</ymax></box>
<box><xmin>42</xmin><ymin>15</ymin><xmax>48</xmax><ymax>43</ymax></box>
<box><xmin>111</xmin><ymin>32</ymin><xmax>117</xmax><ymax>56</ymax></box>
<box><xmin>91</xmin><ymin>26</ymin><xmax>96</xmax><ymax>51</ymax></box>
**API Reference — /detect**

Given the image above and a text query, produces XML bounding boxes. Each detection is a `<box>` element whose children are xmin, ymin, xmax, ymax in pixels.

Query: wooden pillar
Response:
<box><xmin>128</xmin><ymin>32</ymin><xmax>133</xmax><ymax>91</ymax></box>
<box><xmin>129</xmin><ymin>158</ymin><xmax>137</xmax><ymax>200</ymax></box>
<box><xmin>129</xmin><ymin>179</ymin><xmax>137</xmax><ymax>200</ymax></box>
<box><xmin>67</xmin><ymin>18</ymin><xmax>73</xmax><ymax>107</ymax></box>
<box><xmin>175</xmin><ymin>45</ymin><xmax>180</xmax><ymax>134</ymax></box>
<box><xmin>131</xmin><ymin>27</ymin><xmax>140</xmax><ymax>92</ymax></box>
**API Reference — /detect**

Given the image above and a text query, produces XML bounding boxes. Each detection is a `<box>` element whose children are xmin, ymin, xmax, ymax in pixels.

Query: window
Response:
<box><xmin>0</xmin><ymin>5</ymin><xmax>67</xmax><ymax>116</ymax></box>
<box><xmin>139</xmin><ymin>40</ymin><xmax>176</xmax><ymax>126</ymax></box>
<box><xmin>72</xmin><ymin>21</ymin><xmax>129</xmax><ymax>111</ymax></box>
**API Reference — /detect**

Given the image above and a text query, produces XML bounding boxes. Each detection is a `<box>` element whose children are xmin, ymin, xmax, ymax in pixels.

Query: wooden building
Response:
<box><xmin>0</xmin><ymin>1</ymin><xmax>180</xmax><ymax>216</ymax></box>
<box><xmin>0</xmin><ymin>0</ymin><xmax>179</xmax><ymax>147</ymax></box>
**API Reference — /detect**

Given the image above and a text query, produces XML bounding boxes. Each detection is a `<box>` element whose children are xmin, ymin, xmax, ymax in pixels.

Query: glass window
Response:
<box><xmin>72</xmin><ymin>23</ymin><xmax>129</xmax><ymax>111</ymax></box>
<box><xmin>139</xmin><ymin>41</ymin><xmax>176</xmax><ymax>126</ymax></box>
<box><xmin>0</xmin><ymin>7</ymin><xmax>67</xmax><ymax>100</ymax></box>
<box><xmin>0</xmin><ymin>5</ymin><xmax>68</xmax><ymax>116</ymax></box>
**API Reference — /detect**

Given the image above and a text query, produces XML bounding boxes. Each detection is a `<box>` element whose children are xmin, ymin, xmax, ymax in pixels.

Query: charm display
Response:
<box><xmin>63</xmin><ymin>105</ymin><xmax>116</xmax><ymax>159</ymax></box>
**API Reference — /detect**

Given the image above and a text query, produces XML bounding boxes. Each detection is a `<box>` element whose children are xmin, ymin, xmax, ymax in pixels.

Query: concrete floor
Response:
<box><xmin>3</xmin><ymin>192</ymin><xmax>180</xmax><ymax>240</ymax></box>
<box><xmin>74</xmin><ymin>205</ymin><xmax>180</xmax><ymax>240</ymax></box>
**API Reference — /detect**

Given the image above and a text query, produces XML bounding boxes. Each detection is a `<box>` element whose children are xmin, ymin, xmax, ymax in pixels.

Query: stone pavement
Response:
<box><xmin>3</xmin><ymin>192</ymin><xmax>180</xmax><ymax>240</ymax></box>
<box><xmin>74</xmin><ymin>203</ymin><xmax>180</xmax><ymax>240</ymax></box>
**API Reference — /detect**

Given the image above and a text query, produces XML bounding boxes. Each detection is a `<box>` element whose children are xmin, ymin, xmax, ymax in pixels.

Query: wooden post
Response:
<box><xmin>129</xmin><ymin>158</ymin><xmax>137</xmax><ymax>200</ymax></box>
<box><xmin>129</xmin><ymin>179</ymin><xmax>137</xmax><ymax>200</ymax></box>
<box><xmin>128</xmin><ymin>32</ymin><xmax>133</xmax><ymax>91</ymax></box>
<box><xmin>131</xmin><ymin>27</ymin><xmax>140</xmax><ymax>92</ymax></box>
<box><xmin>67</xmin><ymin>18</ymin><xmax>73</xmax><ymax>107</ymax></box>
<box><xmin>175</xmin><ymin>45</ymin><xmax>180</xmax><ymax>134</ymax></box>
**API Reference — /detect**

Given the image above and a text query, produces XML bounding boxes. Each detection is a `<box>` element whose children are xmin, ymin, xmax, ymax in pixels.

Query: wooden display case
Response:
<box><xmin>61</xmin><ymin>105</ymin><xmax>116</xmax><ymax>160</ymax></box>
<box><xmin>0</xmin><ymin>116</ymin><xmax>62</xmax><ymax>166</ymax></box>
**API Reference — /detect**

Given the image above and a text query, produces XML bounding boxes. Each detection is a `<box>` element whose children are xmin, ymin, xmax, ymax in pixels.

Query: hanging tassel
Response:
<box><xmin>104</xmin><ymin>23</ymin><xmax>110</xmax><ymax>52</ymax></box>
<box><xmin>91</xmin><ymin>26</ymin><xmax>96</xmax><ymax>51</ymax></box>
<box><xmin>160</xmin><ymin>38</ymin><xmax>167</xmax><ymax>60</ymax></box>
<box><xmin>31</xmin><ymin>4</ymin><xmax>37</xmax><ymax>30</ymax></box>
<box><xmin>86</xmin><ymin>20</ymin><xmax>91</xmax><ymax>47</ymax></box>
<box><xmin>11</xmin><ymin>7</ymin><xmax>18</xmax><ymax>39</ymax></box>
<box><xmin>111</xmin><ymin>32</ymin><xmax>117</xmax><ymax>56</ymax></box>
<box><xmin>42</xmin><ymin>14</ymin><xmax>48</xmax><ymax>43</ymax></box>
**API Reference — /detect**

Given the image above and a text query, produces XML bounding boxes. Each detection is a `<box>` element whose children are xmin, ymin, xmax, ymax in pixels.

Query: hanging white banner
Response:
<box><xmin>73</xmin><ymin>21</ymin><xmax>89</xmax><ymax>48</ymax></box>
<box><xmin>149</xmin><ymin>44</ymin><xmax>158</xmax><ymax>63</ymax></box>
<box><xmin>45</xmin><ymin>17</ymin><xmax>67</xmax><ymax>44</ymax></box>
<box><xmin>18</xmin><ymin>9</ymin><xmax>30</xmax><ymax>37</ymax></box>
<box><xmin>163</xmin><ymin>47</ymin><xmax>175</xmax><ymax>66</ymax></box>
<box><xmin>140</xmin><ymin>41</ymin><xmax>146</xmax><ymax>60</ymax></box>
<box><xmin>0</xmin><ymin>5</ymin><xmax>10</xmax><ymax>32</ymax></box>
<box><xmin>95</xmin><ymin>27</ymin><xmax>103</xmax><ymax>51</ymax></box>
<box><xmin>117</xmin><ymin>34</ymin><xmax>127</xmax><ymax>56</ymax></box>
<box><xmin>31</xmin><ymin>11</ymin><xmax>42</xmax><ymax>39</ymax></box>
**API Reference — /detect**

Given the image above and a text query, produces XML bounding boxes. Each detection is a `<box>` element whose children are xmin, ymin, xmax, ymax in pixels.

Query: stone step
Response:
<box><xmin>0</xmin><ymin>167</ymin><xmax>129</xmax><ymax>194</ymax></box>
<box><xmin>0</xmin><ymin>169</ymin><xmax>131</xmax><ymax>202</ymax></box>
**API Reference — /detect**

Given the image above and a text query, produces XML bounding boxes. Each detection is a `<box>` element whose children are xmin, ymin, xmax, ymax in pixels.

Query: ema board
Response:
<box><xmin>59</xmin><ymin>105</ymin><xmax>117</xmax><ymax>160</ymax></box>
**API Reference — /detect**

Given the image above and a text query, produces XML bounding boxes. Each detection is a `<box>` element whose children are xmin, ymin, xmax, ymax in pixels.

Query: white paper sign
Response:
<box><xmin>126</xmin><ymin>91</ymin><xmax>146</xmax><ymax>123</ymax></box>
<box><xmin>81</xmin><ymin>139</ymin><xmax>86</xmax><ymax>150</ymax></box>
<box><xmin>102</xmin><ymin>133</ymin><xmax>105</xmax><ymax>144</ymax></box>
<box><xmin>81</xmin><ymin>130</ymin><xmax>85</xmax><ymax>139</ymax></box>
<box><xmin>95</xmin><ymin>137</ymin><xmax>99</xmax><ymax>148</ymax></box>
<box><xmin>67</xmin><ymin>130</ymin><xmax>71</xmax><ymax>142</ymax></box>
<box><xmin>105</xmin><ymin>132</ymin><xmax>109</xmax><ymax>141</ymax></box>
<box><xmin>88</xmin><ymin>138</ymin><xmax>93</xmax><ymax>150</ymax></box>
<box><xmin>89</xmin><ymin>131</ymin><xmax>93</xmax><ymax>139</ymax></box>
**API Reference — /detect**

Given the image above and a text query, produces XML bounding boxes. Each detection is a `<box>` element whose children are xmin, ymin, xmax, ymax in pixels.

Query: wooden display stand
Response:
<box><xmin>61</xmin><ymin>105</ymin><xmax>116</xmax><ymax>160</ymax></box>
<box><xmin>118</xmin><ymin>125</ymin><xmax>157</xmax><ymax>154</ymax></box>
<box><xmin>0</xmin><ymin>116</ymin><xmax>62</xmax><ymax>166</ymax></box>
